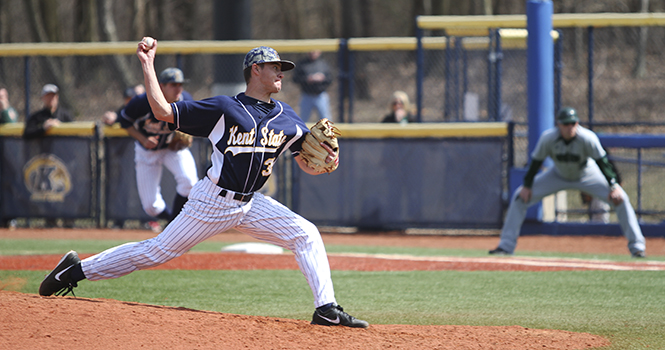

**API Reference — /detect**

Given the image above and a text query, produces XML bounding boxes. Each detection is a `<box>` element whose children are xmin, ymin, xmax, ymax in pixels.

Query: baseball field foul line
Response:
<box><xmin>331</xmin><ymin>253</ymin><xmax>665</xmax><ymax>271</ymax></box>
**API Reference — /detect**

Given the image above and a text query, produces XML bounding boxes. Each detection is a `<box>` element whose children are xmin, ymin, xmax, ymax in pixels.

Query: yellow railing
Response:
<box><xmin>333</xmin><ymin>122</ymin><xmax>507</xmax><ymax>139</ymax></box>
<box><xmin>0</xmin><ymin>121</ymin><xmax>96</xmax><ymax>137</ymax></box>
<box><xmin>0</xmin><ymin>32</ymin><xmax>549</xmax><ymax>57</ymax></box>
<box><xmin>417</xmin><ymin>12</ymin><xmax>665</xmax><ymax>30</ymax></box>
<box><xmin>0</xmin><ymin>13</ymin><xmax>661</xmax><ymax>57</ymax></box>
<box><xmin>1</xmin><ymin>121</ymin><xmax>507</xmax><ymax>139</ymax></box>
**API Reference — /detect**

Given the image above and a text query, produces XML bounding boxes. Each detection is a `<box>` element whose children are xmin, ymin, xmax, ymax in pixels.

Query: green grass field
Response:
<box><xmin>2</xmin><ymin>237</ymin><xmax>664</xmax><ymax>350</ymax></box>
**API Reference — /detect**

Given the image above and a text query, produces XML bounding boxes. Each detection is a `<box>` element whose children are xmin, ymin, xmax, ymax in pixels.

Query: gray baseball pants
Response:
<box><xmin>497</xmin><ymin>162</ymin><xmax>646</xmax><ymax>255</ymax></box>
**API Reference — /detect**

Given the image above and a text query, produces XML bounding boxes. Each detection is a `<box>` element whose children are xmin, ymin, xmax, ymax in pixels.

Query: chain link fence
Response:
<box><xmin>416</xmin><ymin>14</ymin><xmax>665</xmax><ymax>226</ymax></box>
<box><xmin>3</xmin><ymin>16</ymin><xmax>665</xmax><ymax>226</ymax></box>
<box><xmin>0</xmin><ymin>38</ymin><xmax>521</xmax><ymax>125</ymax></box>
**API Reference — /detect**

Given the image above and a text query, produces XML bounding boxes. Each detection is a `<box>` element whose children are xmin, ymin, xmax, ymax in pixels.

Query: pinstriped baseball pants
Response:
<box><xmin>133</xmin><ymin>143</ymin><xmax>198</xmax><ymax>217</ymax></box>
<box><xmin>81</xmin><ymin>176</ymin><xmax>336</xmax><ymax>308</ymax></box>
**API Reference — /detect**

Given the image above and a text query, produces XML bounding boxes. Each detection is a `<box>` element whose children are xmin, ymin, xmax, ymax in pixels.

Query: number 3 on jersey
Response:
<box><xmin>262</xmin><ymin>158</ymin><xmax>276</xmax><ymax>176</ymax></box>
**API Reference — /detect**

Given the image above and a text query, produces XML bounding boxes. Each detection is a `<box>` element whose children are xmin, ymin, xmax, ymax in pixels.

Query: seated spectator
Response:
<box><xmin>0</xmin><ymin>88</ymin><xmax>19</xmax><ymax>228</ymax></box>
<box><xmin>381</xmin><ymin>91</ymin><xmax>416</xmax><ymax>124</ymax></box>
<box><xmin>0</xmin><ymin>88</ymin><xmax>18</xmax><ymax>124</ymax></box>
<box><xmin>23</xmin><ymin>84</ymin><xmax>73</xmax><ymax>139</ymax></box>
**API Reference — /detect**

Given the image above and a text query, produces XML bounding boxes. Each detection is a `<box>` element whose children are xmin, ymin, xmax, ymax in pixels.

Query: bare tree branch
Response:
<box><xmin>133</xmin><ymin>0</ymin><xmax>147</xmax><ymax>38</ymax></box>
<box><xmin>23</xmin><ymin>0</ymin><xmax>77</xmax><ymax>115</ymax></box>
<box><xmin>634</xmin><ymin>0</ymin><xmax>649</xmax><ymax>78</ymax></box>
<box><xmin>100</xmin><ymin>0</ymin><xmax>137</xmax><ymax>88</ymax></box>
<box><xmin>359</xmin><ymin>0</ymin><xmax>373</xmax><ymax>37</ymax></box>
<box><xmin>484</xmin><ymin>0</ymin><xmax>493</xmax><ymax>15</ymax></box>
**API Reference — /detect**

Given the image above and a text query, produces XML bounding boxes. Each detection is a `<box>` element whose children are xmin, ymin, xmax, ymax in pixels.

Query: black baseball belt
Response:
<box><xmin>219</xmin><ymin>189</ymin><xmax>254</xmax><ymax>202</ymax></box>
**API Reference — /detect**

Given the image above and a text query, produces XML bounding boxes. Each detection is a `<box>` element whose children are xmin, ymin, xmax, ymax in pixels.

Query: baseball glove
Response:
<box><xmin>299</xmin><ymin>118</ymin><xmax>341</xmax><ymax>173</ymax></box>
<box><xmin>168</xmin><ymin>130</ymin><xmax>193</xmax><ymax>151</ymax></box>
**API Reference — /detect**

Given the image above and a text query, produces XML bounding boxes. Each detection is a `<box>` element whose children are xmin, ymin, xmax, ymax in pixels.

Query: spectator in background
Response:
<box><xmin>22</xmin><ymin>84</ymin><xmax>75</xmax><ymax>228</ymax></box>
<box><xmin>102</xmin><ymin>84</ymin><xmax>145</xmax><ymax>126</ymax></box>
<box><xmin>293</xmin><ymin>50</ymin><xmax>333</xmax><ymax>122</ymax></box>
<box><xmin>0</xmin><ymin>88</ymin><xmax>19</xmax><ymax>124</ymax></box>
<box><xmin>23</xmin><ymin>84</ymin><xmax>73</xmax><ymax>139</ymax></box>
<box><xmin>0</xmin><ymin>87</ymin><xmax>19</xmax><ymax>228</ymax></box>
<box><xmin>381</xmin><ymin>91</ymin><xmax>416</xmax><ymax>124</ymax></box>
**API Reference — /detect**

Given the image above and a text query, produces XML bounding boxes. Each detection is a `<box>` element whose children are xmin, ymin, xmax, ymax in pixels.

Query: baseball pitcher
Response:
<box><xmin>39</xmin><ymin>42</ymin><xmax>368</xmax><ymax>329</ymax></box>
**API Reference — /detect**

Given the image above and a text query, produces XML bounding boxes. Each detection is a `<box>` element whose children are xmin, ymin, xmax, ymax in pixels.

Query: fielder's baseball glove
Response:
<box><xmin>299</xmin><ymin>118</ymin><xmax>340</xmax><ymax>173</ymax></box>
<box><xmin>168</xmin><ymin>130</ymin><xmax>193</xmax><ymax>151</ymax></box>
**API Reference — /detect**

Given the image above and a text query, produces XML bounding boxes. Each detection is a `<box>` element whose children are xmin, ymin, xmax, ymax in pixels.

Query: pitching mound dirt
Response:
<box><xmin>0</xmin><ymin>291</ymin><xmax>609</xmax><ymax>350</ymax></box>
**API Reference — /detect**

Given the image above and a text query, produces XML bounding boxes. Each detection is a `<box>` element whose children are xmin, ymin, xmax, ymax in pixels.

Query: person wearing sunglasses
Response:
<box><xmin>489</xmin><ymin>107</ymin><xmax>646</xmax><ymax>258</ymax></box>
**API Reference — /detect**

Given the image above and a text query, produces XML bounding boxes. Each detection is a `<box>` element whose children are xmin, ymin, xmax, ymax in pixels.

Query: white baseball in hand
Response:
<box><xmin>141</xmin><ymin>37</ymin><xmax>155</xmax><ymax>49</ymax></box>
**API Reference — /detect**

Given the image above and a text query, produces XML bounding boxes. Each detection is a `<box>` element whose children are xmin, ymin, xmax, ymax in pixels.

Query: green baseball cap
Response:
<box><xmin>556</xmin><ymin>107</ymin><xmax>579</xmax><ymax>124</ymax></box>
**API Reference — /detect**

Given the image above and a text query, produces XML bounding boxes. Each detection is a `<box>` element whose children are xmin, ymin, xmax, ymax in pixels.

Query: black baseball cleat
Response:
<box><xmin>39</xmin><ymin>250</ymin><xmax>81</xmax><ymax>297</ymax></box>
<box><xmin>489</xmin><ymin>247</ymin><xmax>512</xmax><ymax>255</ymax></box>
<box><xmin>311</xmin><ymin>304</ymin><xmax>369</xmax><ymax>328</ymax></box>
<box><xmin>631</xmin><ymin>250</ymin><xmax>646</xmax><ymax>258</ymax></box>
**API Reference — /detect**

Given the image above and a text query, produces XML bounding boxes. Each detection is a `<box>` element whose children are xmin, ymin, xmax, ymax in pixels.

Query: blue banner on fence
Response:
<box><xmin>293</xmin><ymin>137</ymin><xmax>506</xmax><ymax>229</ymax></box>
<box><xmin>1</xmin><ymin>137</ymin><xmax>95</xmax><ymax>218</ymax></box>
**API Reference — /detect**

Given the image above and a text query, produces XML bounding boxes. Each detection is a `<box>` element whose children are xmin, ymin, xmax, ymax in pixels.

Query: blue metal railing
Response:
<box><xmin>554</xmin><ymin>29</ymin><xmax>563</xmax><ymax>114</ymax></box>
<box><xmin>587</xmin><ymin>27</ymin><xmax>595</xmax><ymax>130</ymax></box>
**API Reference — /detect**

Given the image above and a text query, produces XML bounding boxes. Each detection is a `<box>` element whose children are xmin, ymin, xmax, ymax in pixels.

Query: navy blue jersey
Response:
<box><xmin>171</xmin><ymin>93</ymin><xmax>308</xmax><ymax>193</ymax></box>
<box><xmin>120</xmin><ymin>91</ymin><xmax>193</xmax><ymax>150</ymax></box>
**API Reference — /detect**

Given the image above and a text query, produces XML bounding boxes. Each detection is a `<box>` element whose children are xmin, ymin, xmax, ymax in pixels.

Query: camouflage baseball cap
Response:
<box><xmin>159</xmin><ymin>67</ymin><xmax>188</xmax><ymax>84</ymax></box>
<box><xmin>243</xmin><ymin>46</ymin><xmax>295</xmax><ymax>72</ymax></box>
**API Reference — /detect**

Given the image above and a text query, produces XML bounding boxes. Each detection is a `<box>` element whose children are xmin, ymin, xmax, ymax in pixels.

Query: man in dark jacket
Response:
<box><xmin>292</xmin><ymin>50</ymin><xmax>333</xmax><ymax>122</ymax></box>
<box><xmin>23</xmin><ymin>84</ymin><xmax>73</xmax><ymax>139</ymax></box>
